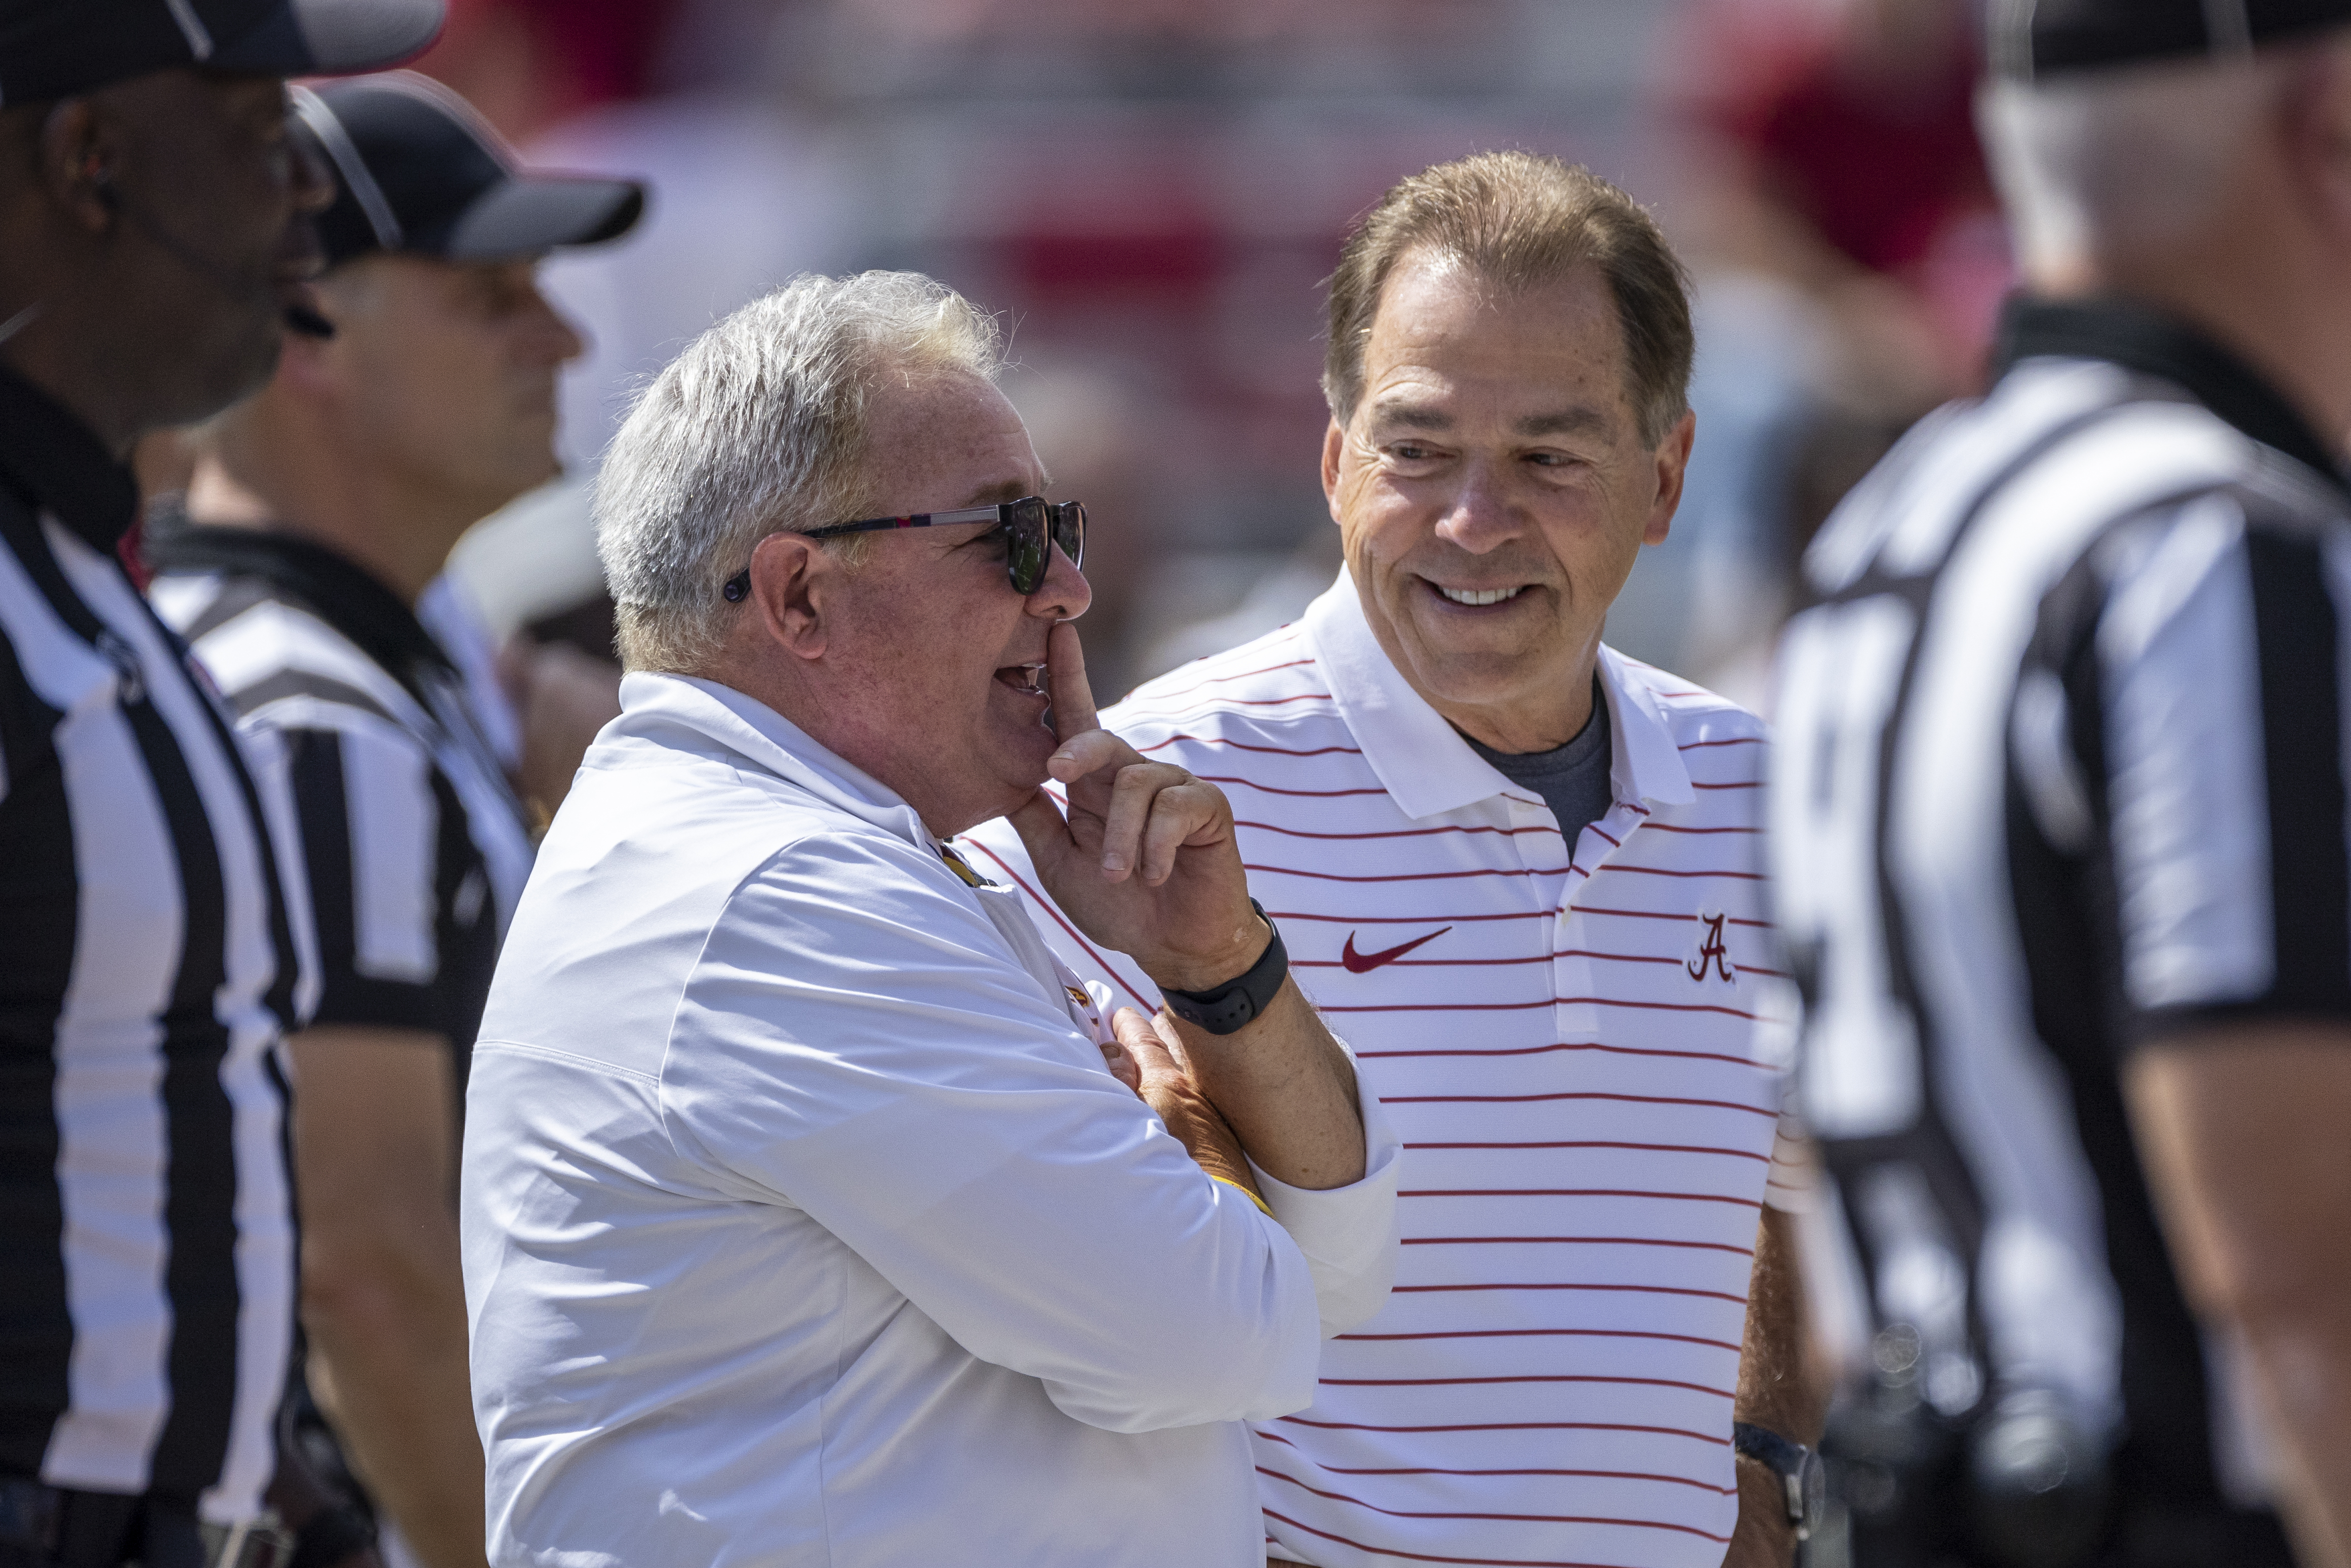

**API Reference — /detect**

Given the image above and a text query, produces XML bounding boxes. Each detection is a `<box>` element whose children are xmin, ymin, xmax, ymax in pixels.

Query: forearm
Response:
<box><xmin>2125</xmin><ymin>1029</ymin><xmax>2351</xmax><ymax>1568</ymax></box>
<box><xmin>1724</xmin><ymin>1208</ymin><xmax>1820</xmax><ymax>1568</ymax></box>
<box><xmin>1736</xmin><ymin>1207</ymin><xmax>1823</xmax><ymax>1441</ymax></box>
<box><xmin>2226</xmin><ymin>1307</ymin><xmax>2351</xmax><ymax>1567</ymax></box>
<box><xmin>290</xmin><ymin>1024</ymin><xmax>484</xmax><ymax>1568</ymax></box>
<box><xmin>1163</xmin><ymin>978</ymin><xmax>1364</xmax><ymax>1191</ymax></box>
<box><xmin>303</xmin><ymin>1236</ymin><xmax>488</xmax><ymax>1568</ymax></box>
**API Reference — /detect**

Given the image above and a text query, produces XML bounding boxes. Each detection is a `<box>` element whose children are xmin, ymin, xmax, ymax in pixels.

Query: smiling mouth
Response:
<box><xmin>1433</xmin><ymin>584</ymin><xmax>1528</xmax><ymax>607</ymax></box>
<box><xmin>994</xmin><ymin>663</ymin><xmax>1047</xmax><ymax>696</ymax></box>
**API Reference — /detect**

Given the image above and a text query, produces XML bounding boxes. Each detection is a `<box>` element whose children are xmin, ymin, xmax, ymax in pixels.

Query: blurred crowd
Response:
<box><xmin>367</xmin><ymin>0</ymin><xmax>2003</xmax><ymax>724</ymax></box>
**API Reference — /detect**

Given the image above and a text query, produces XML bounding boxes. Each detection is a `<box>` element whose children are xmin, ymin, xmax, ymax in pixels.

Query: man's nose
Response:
<box><xmin>1025</xmin><ymin>532</ymin><xmax>1092</xmax><ymax>622</ymax></box>
<box><xmin>520</xmin><ymin>276</ymin><xmax>588</xmax><ymax>366</ymax></box>
<box><xmin>290</xmin><ymin>131</ymin><xmax>335</xmax><ymax>216</ymax></box>
<box><xmin>1432</xmin><ymin>462</ymin><xmax>1523</xmax><ymax>553</ymax></box>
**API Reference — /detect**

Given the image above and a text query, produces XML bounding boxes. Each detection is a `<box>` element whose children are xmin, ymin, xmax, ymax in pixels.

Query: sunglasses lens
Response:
<box><xmin>1006</xmin><ymin>500</ymin><xmax>1049</xmax><ymax>595</ymax></box>
<box><xmin>1053</xmin><ymin>503</ymin><xmax>1085</xmax><ymax>571</ymax></box>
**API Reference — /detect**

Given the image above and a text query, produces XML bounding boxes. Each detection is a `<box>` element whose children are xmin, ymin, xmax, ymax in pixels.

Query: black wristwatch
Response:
<box><xmin>1733</xmin><ymin>1421</ymin><xmax>1825</xmax><ymax>1542</ymax></box>
<box><xmin>1160</xmin><ymin>899</ymin><xmax>1288</xmax><ymax>1035</ymax></box>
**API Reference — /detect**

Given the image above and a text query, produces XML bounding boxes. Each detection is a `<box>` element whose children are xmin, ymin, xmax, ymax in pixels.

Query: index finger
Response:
<box><xmin>1047</xmin><ymin>620</ymin><xmax>1098</xmax><ymax>745</ymax></box>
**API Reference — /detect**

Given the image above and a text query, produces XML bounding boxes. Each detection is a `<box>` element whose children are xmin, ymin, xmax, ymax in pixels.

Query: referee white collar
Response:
<box><xmin>1300</xmin><ymin>568</ymin><xmax>1693</xmax><ymax>822</ymax></box>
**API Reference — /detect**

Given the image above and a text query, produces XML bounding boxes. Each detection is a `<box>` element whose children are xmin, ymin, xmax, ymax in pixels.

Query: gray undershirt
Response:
<box><xmin>1461</xmin><ymin>679</ymin><xmax>1615</xmax><ymax>847</ymax></box>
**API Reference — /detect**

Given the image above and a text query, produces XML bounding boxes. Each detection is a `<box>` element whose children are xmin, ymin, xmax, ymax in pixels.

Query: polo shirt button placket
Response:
<box><xmin>1553</xmin><ymin>801</ymin><xmax>1640</xmax><ymax>1044</ymax></box>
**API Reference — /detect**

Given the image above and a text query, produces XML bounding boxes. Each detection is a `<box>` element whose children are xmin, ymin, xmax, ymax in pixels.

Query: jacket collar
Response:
<box><xmin>0</xmin><ymin>360</ymin><xmax>139</xmax><ymax>551</ymax></box>
<box><xmin>1991</xmin><ymin>295</ymin><xmax>2349</xmax><ymax>500</ymax></box>
<box><xmin>1300</xmin><ymin>567</ymin><xmax>1692</xmax><ymax>822</ymax></box>
<box><xmin>146</xmin><ymin>522</ymin><xmax>455</xmax><ymax>700</ymax></box>
<box><xmin>612</xmin><ymin>672</ymin><xmax>938</xmax><ymax>851</ymax></box>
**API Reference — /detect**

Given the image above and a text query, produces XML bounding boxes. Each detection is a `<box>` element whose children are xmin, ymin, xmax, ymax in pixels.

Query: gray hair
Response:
<box><xmin>596</xmin><ymin>271</ymin><xmax>1005</xmax><ymax>673</ymax></box>
<box><xmin>1978</xmin><ymin>40</ymin><xmax>2338</xmax><ymax>283</ymax></box>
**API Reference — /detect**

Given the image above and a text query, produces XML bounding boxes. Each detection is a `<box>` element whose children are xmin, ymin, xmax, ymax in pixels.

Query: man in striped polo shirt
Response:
<box><xmin>1772</xmin><ymin>3</ymin><xmax>2351</xmax><ymax>1563</ymax></box>
<box><xmin>965</xmin><ymin>152</ymin><xmax>1816</xmax><ymax>1568</ymax></box>
<box><xmin>0</xmin><ymin>3</ymin><xmax>439</xmax><ymax>1563</ymax></box>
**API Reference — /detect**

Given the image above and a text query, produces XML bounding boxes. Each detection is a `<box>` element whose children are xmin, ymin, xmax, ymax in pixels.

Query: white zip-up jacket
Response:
<box><xmin>460</xmin><ymin>672</ymin><xmax>1400</xmax><ymax>1567</ymax></box>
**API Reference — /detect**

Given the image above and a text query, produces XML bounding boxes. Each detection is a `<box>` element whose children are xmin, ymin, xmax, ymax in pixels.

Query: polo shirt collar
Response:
<box><xmin>1991</xmin><ymin>295</ymin><xmax>2350</xmax><ymax>500</ymax></box>
<box><xmin>1300</xmin><ymin>567</ymin><xmax>1693</xmax><ymax>822</ymax></box>
<box><xmin>0</xmin><ymin>360</ymin><xmax>139</xmax><ymax>551</ymax></box>
<box><xmin>616</xmin><ymin>671</ymin><xmax>936</xmax><ymax>851</ymax></box>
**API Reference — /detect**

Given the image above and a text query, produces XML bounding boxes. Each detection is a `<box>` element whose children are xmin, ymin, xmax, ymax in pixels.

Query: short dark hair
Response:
<box><xmin>1324</xmin><ymin>151</ymin><xmax>1695</xmax><ymax>448</ymax></box>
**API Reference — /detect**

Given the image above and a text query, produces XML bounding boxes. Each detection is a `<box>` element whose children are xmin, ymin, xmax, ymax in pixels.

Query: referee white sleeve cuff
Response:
<box><xmin>1248</xmin><ymin>1052</ymin><xmax>1402</xmax><ymax>1338</ymax></box>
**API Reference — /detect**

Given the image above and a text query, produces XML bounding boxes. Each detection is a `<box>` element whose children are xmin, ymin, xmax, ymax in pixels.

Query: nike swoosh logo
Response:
<box><xmin>1341</xmin><ymin>927</ymin><xmax>1453</xmax><ymax>973</ymax></box>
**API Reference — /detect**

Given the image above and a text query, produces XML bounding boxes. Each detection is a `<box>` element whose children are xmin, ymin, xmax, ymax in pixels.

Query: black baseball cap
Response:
<box><xmin>0</xmin><ymin>0</ymin><xmax>442</xmax><ymax>105</ymax></box>
<box><xmin>293</xmin><ymin>73</ymin><xmax>645</xmax><ymax>268</ymax></box>
<box><xmin>1991</xmin><ymin>0</ymin><xmax>2351</xmax><ymax>80</ymax></box>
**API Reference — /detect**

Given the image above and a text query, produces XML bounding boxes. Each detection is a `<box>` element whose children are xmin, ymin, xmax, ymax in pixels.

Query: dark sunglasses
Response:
<box><xmin>721</xmin><ymin>496</ymin><xmax>1086</xmax><ymax>602</ymax></box>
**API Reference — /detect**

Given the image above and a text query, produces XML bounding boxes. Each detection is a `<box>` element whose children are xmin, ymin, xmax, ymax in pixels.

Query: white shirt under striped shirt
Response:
<box><xmin>962</xmin><ymin>569</ymin><xmax>1802</xmax><ymax>1568</ymax></box>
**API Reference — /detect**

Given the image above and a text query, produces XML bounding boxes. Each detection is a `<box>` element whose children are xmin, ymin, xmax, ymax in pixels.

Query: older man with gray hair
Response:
<box><xmin>1773</xmin><ymin>2</ymin><xmax>2351</xmax><ymax>1564</ymax></box>
<box><xmin>458</xmin><ymin>270</ymin><xmax>1399</xmax><ymax>1567</ymax></box>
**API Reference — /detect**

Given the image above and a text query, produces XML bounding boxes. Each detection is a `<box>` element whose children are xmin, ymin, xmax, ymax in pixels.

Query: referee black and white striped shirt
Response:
<box><xmin>1770</xmin><ymin>297</ymin><xmax>2339</xmax><ymax>1554</ymax></box>
<box><xmin>145</xmin><ymin>525</ymin><xmax>533</xmax><ymax>1073</ymax></box>
<box><xmin>0</xmin><ymin>365</ymin><xmax>299</xmax><ymax>1520</ymax></box>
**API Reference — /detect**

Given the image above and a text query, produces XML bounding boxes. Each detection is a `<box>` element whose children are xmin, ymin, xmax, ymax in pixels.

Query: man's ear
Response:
<box><xmin>1643</xmin><ymin>407</ymin><xmax>1697</xmax><ymax>548</ymax></box>
<box><xmin>1321</xmin><ymin>418</ymin><xmax>1348</xmax><ymax>524</ymax></box>
<box><xmin>35</xmin><ymin>99</ymin><xmax>116</xmax><ymax>236</ymax></box>
<box><xmin>747</xmin><ymin>531</ymin><xmax>830</xmax><ymax>661</ymax></box>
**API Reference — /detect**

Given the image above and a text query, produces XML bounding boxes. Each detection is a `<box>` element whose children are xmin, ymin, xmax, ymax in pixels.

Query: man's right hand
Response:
<box><xmin>1009</xmin><ymin>622</ymin><xmax>1267</xmax><ymax>995</ymax></box>
<box><xmin>1102</xmin><ymin>1007</ymin><xmax>1264</xmax><ymax>1207</ymax></box>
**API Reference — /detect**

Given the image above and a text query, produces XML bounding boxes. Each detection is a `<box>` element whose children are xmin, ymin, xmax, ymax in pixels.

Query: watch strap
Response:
<box><xmin>1732</xmin><ymin>1420</ymin><xmax>1820</xmax><ymax>1540</ymax></box>
<box><xmin>1161</xmin><ymin>899</ymin><xmax>1287</xmax><ymax>1035</ymax></box>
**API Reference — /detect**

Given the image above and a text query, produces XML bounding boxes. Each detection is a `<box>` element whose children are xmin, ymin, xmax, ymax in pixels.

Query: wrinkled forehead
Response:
<box><xmin>1356</xmin><ymin>254</ymin><xmax>1634</xmax><ymax>432</ymax></box>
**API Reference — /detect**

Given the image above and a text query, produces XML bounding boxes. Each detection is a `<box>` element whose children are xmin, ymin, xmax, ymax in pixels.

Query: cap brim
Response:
<box><xmin>211</xmin><ymin>0</ymin><xmax>445</xmax><ymax>78</ymax></box>
<box><xmin>446</xmin><ymin>176</ymin><xmax>647</xmax><ymax>260</ymax></box>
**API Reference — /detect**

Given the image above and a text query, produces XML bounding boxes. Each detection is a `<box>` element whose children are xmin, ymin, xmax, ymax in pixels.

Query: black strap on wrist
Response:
<box><xmin>1732</xmin><ymin>1420</ymin><xmax>1822</xmax><ymax>1541</ymax></box>
<box><xmin>1161</xmin><ymin>899</ymin><xmax>1287</xmax><ymax>1036</ymax></box>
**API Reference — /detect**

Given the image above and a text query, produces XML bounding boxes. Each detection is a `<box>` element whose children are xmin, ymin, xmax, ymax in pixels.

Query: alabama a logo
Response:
<box><xmin>1687</xmin><ymin>909</ymin><xmax>1737</xmax><ymax>985</ymax></box>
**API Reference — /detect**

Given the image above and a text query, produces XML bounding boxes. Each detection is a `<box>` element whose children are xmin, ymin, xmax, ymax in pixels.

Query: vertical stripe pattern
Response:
<box><xmin>150</xmin><ymin>562</ymin><xmax>532</xmax><ymax>1067</ymax></box>
<box><xmin>0</xmin><ymin>506</ymin><xmax>294</xmax><ymax>1519</ymax></box>
<box><xmin>1772</xmin><ymin>310</ymin><xmax>2351</xmax><ymax>1543</ymax></box>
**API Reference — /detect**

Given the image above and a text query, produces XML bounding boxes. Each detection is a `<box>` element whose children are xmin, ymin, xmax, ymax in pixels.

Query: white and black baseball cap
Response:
<box><xmin>292</xmin><ymin>73</ymin><xmax>645</xmax><ymax>268</ymax></box>
<box><xmin>1991</xmin><ymin>0</ymin><xmax>2351</xmax><ymax>80</ymax></box>
<box><xmin>0</xmin><ymin>0</ymin><xmax>442</xmax><ymax>105</ymax></box>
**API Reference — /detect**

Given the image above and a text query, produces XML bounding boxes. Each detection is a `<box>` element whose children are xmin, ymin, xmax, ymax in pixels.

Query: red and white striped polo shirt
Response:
<box><xmin>960</xmin><ymin>570</ymin><xmax>1801</xmax><ymax>1568</ymax></box>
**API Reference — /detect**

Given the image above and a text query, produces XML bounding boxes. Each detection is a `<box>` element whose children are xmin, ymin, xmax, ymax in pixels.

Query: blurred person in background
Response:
<box><xmin>1772</xmin><ymin>2</ymin><xmax>2351</xmax><ymax>1564</ymax></box>
<box><xmin>1628</xmin><ymin>0</ymin><xmax>2006</xmax><ymax>705</ymax></box>
<box><xmin>462</xmin><ymin>271</ymin><xmax>1398</xmax><ymax>1566</ymax></box>
<box><xmin>965</xmin><ymin>151</ymin><xmax>1822</xmax><ymax>1568</ymax></box>
<box><xmin>141</xmin><ymin>73</ymin><xmax>640</xmax><ymax>1568</ymax></box>
<box><xmin>410</xmin><ymin>0</ymin><xmax>859</xmax><ymax>693</ymax></box>
<box><xmin>0</xmin><ymin>2</ymin><xmax>439</xmax><ymax>1565</ymax></box>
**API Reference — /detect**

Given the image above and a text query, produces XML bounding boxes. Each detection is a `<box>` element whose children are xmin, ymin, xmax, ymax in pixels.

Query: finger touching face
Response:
<box><xmin>1324</xmin><ymin>251</ymin><xmax>1689</xmax><ymax>741</ymax></box>
<box><xmin>801</xmin><ymin>369</ymin><xmax>1092</xmax><ymax>837</ymax></box>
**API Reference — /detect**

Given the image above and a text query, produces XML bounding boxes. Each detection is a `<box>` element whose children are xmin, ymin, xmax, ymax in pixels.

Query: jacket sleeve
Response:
<box><xmin>656</xmin><ymin>827</ymin><xmax>1324</xmax><ymax>1434</ymax></box>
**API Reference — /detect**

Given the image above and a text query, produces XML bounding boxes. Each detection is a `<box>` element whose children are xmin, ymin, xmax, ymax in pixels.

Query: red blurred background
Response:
<box><xmin>429</xmin><ymin>0</ymin><xmax>2010</xmax><ymax>709</ymax></box>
